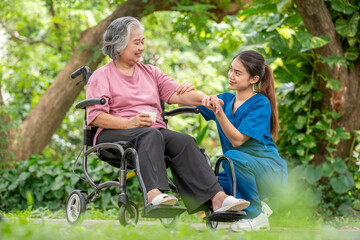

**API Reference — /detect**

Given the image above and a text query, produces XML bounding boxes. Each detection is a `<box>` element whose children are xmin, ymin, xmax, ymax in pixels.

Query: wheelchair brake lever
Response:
<box><xmin>75</xmin><ymin>79</ymin><xmax>84</xmax><ymax>86</ymax></box>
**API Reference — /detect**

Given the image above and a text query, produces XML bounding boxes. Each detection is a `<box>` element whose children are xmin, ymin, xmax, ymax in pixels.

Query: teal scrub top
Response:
<box><xmin>199</xmin><ymin>92</ymin><xmax>275</xmax><ymax>151</ymax></box>
<box><xmin>199</xmin><ymin>92</ymin><xmax>287</xmax><ymax>173</ymax></box>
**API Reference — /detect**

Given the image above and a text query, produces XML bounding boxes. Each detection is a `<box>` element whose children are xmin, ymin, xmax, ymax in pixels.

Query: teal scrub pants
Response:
<box><xmin>218</xmin><ymin>147</ymin><xmax>287</xmax><ymax>219</ymax></box>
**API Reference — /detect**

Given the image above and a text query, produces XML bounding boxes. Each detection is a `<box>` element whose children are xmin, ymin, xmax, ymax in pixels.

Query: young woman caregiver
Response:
<box><xmin>200</xmin><ymin>50</ymin><xmax>287</xmax><ymax>231</ymax></box>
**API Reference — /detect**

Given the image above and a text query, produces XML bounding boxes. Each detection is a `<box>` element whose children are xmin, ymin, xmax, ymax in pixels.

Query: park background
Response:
<box><xmin>0</xmin><ymin>0</ymin><xmax>360</xmax><ymax>239</ymax></box>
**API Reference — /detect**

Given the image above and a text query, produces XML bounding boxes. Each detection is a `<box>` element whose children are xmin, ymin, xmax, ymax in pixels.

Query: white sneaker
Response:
<box><xmin>230</xmin><ymin>212</ymin><xmax>270</xmax><ymax>231</ymax></box>
<box><xmin>261</xmin><ymin>201</ymin><xmax>273</xmax><ymax>217</ymax></box>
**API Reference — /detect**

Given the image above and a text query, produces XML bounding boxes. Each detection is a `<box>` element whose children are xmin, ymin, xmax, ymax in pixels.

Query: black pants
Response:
<box><xmin>97</xmin><ymin>127</ymin><xmax>223</xmax><ymax>214</ymax></box>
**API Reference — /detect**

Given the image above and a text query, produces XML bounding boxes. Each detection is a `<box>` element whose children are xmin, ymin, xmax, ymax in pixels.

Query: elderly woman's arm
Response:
<box><xmin>168</xmin><ymin>91</ymin><xmax>207</xmax><ymax>106</ymax></box>
<box><xmin>92</xmin><ymin>112</ymin><xmax>154</xmax><ymax>129</ymax></box>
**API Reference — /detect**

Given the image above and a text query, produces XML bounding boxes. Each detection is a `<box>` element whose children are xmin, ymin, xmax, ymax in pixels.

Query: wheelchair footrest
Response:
<box><xmin>203</xmin><ymin>211</ymin><xmax>246</xmax><ymax>222</ymax></box>
<box><xmin>142</xmin><ymin>205</ymin><xmax>187</xmax><ymax>218</ymax></box>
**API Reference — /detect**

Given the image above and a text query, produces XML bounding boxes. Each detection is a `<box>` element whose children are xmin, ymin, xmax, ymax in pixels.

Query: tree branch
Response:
<box><xmin>48</xmin><ymin>2</ymin><xmax>61</xmax><ymax>32</ymax></box>
<box><xmin>48</xmin><ymin>1</ymin><xmax>63</xmax><ymax>51</ymax></box>
<box><xmin>210</xmin><ymin>0</ymin><xmax>252</xmax><ymax>22</ymax></box>
<box><xmin>1</xmin><ymin>21</ymin><xmax>55</xmax><ymax>48</ymax></box>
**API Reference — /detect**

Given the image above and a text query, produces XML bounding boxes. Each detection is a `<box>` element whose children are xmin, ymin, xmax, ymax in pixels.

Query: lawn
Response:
<box><xmin>1</xmin><ymin>208</ymin><xmax>359</xmax><ymax>240</ymax></box>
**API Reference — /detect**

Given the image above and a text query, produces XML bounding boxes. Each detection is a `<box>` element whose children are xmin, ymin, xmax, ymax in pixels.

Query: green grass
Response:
<box><xmin>1</xmin><ymin>208</ymin><xmax>360</xmax><ymax>240</ymax></box>
<box><xmin>0</xmin><ymin>216</ymin><xmax>358</xmax><ymax>240</ymax></box>
<box><xmin>0</xmin><ymin>205</ymin><xmax>204</xmax><ymax>222</ymax></box>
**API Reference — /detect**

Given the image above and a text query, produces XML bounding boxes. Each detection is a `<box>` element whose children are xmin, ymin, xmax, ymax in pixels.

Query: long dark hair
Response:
<box><xmin>233</xmin><ymin>50</ymin><xmax>279</xmax><ymax>138</ymax></box>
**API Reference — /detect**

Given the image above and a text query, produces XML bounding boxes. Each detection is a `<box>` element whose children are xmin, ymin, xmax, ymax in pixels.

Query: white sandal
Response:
<box><xmin>216</xmin><ymin>196</ymin><xmax>250</xmax><ymax>212</ymax></box>
<box><xmin>151</xmin><ymin>194</ymin><xmax>178</xmax><ymax>206</ymax></box>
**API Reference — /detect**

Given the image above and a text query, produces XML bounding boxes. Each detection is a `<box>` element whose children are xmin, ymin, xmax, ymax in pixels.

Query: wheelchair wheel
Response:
<box><xmin>205</xmin><ymin>209</ymin><xmax>218</xmax><ymax>229</ymax></box>
<box><xmin>119</xmin><ymin>201</ymin><xmax>139</xmax><ymax>226</ymax></box>
<box><xmin>66</xmin><ymin>190</ymin><xmax>87</xmax><ymax>225</ymax></box>
<box><xmin>159</xmin><ymin>216</ymin><xmax>178</xmax><ymax>228</ymax></box>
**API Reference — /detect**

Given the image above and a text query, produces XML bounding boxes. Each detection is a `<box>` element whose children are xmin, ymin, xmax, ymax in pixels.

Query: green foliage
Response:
<box><xmin>296</xmin><ymin>31</ymin><xmax>330</xmax><ymax>50</ymax></box>
<box><xmin>0</xmin><ymin>153</ymin><xmax>143</xmax><ymax>211</ymax></box>
<box><xmin>330</xmin><ymin>0</ymin><xmax>360</xmax><ymax>48</ymax></box>
<box><xmin>0</xmin><ymin>0</ymin><xmax>115</xmax><ymax>157</ymax></box>
<box><xmin>195</xmin><ymin>115</ymin><xmax>210</xmax><ymax>146</ymax></box>
<box><xmin>0</xmin><ymin>115</ymin><xmax>13</xmax><ymax>162</ymax></box>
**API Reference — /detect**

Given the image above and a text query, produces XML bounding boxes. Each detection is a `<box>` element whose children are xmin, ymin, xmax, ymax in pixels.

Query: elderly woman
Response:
<box><xmin>86</xmin><ymin>16</ymin><xmax>249</xmax><ymax>215</ymax></box>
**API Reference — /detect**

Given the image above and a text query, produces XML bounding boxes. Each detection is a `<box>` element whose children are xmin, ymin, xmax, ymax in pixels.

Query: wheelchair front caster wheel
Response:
<box><xmin>119</xmin><ymin>201</ymin><xmax>139</xmax><ymax>226</ymax></box>
<box><xmin>205</xmin><ymin>209</ymin><xmax>218</xmax><ymax>229</ymax></box>
<box><xmin>206</xmin><ymin>220</ymin><xmax>218</xmax><ymax>229</ymax></box>
<box><xmin>159</xmin><ymin>215</ymin><xmax>178</xmax><ymax>228</ymax></box>
<box><xmin>66</xmin><ymin>190</ymin><xmax>87</xmax><ymax>225</ymax></box>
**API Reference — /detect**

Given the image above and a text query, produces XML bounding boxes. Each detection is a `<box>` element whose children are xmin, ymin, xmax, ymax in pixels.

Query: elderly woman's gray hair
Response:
<box><xmin>102</xmin><ymin>16</ymin><xmax>144</xmax><ymax>61</ymax></box>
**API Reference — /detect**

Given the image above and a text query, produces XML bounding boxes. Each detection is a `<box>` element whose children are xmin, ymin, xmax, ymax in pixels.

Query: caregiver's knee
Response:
<box><xmin>224</xmin><ymin>150</ymin><xmax>250</xmax><ymax>168</ymax></box>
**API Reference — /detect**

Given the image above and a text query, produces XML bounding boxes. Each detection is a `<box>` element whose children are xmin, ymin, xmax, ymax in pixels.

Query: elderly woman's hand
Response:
<box><xmin>128</xmin><ymin>113</ymin><xmax>154</xmax><ymax>128</ymax></box>
<box><xmin>175</xmin><ymin>82</ymin><xmax>195</xmax><ymax>95</ymax></box>
<box><xmin>202</xmin><ymin>95</ymin><xmax>224</xmax><ymax>114</ymax></box>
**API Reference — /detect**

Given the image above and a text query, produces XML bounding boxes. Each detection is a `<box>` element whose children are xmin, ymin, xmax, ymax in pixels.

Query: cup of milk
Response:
<box><xmin>141</xmin><ymin>106</ymin><xmax>157</xmax><ymax>123</ymax></box>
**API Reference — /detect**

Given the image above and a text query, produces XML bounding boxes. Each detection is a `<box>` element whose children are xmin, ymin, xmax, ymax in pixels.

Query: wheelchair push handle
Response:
<box><xmin>71</xmin><ymin>66</ymin><xmax>92</xmax><ymax>85</ymax></box>
<box><xmin>71</xmin><ymin>67</ymin><xmax>84</xmax><ymax>79</ymax></box>
<box><xmin>75</xmin><ymin>98</ymin><xmax>106</xmax><ymax>109</ymax></box>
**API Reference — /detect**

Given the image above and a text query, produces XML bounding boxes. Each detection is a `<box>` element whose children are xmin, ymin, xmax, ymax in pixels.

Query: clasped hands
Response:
<box><xmin>202</xmin><ymin>95</ymin><xmax>224</xmax><ymax>114</ymax></box>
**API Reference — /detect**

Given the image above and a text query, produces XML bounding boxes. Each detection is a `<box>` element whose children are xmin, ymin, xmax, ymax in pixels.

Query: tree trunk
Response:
<box><xmin>295</xmin><ymin>0</ymin><xmax>360</xmax><ymax>163</ymax></box>
<box><xmin>7</xmin><ymin>0</ymin><xmax>247</xmax><ymax>162</ymax></box>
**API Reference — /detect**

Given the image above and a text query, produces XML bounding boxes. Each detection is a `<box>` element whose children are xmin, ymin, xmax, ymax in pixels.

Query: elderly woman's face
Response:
<box><xmin>119</xmin><ymin>26</ymin><xmax>145</xmax><ymax>63</ymax></box>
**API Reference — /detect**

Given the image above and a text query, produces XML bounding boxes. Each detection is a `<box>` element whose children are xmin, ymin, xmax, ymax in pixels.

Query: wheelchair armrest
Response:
<box><xmin>75</xmin><ymin>98</ymin><xmax>106</xmax><ymax>109</ymax></box>
<box><xmin>164</xmin><ymin>106</ymin><xmax>200</xmax><ymax>117</ymax></box>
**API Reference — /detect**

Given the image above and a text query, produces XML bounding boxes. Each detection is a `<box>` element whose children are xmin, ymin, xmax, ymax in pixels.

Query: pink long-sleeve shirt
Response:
<box><xmin>86</xmin><ymin>61</ymin><xmax>179</xmax><ymax>145</ymax></box>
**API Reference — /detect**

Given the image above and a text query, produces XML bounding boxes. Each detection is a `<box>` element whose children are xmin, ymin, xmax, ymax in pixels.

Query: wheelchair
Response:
<box><xmin>66</xmin><ymin>66</ymin><xmax>246</xmax><ymax>228</ymax></box>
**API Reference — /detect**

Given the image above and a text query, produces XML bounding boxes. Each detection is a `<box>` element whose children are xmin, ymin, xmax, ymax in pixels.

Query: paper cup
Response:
<box><xmin>141</xmin><ymin>106</ymin><xmax>157</xmax><ymax>123</ymax></box>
